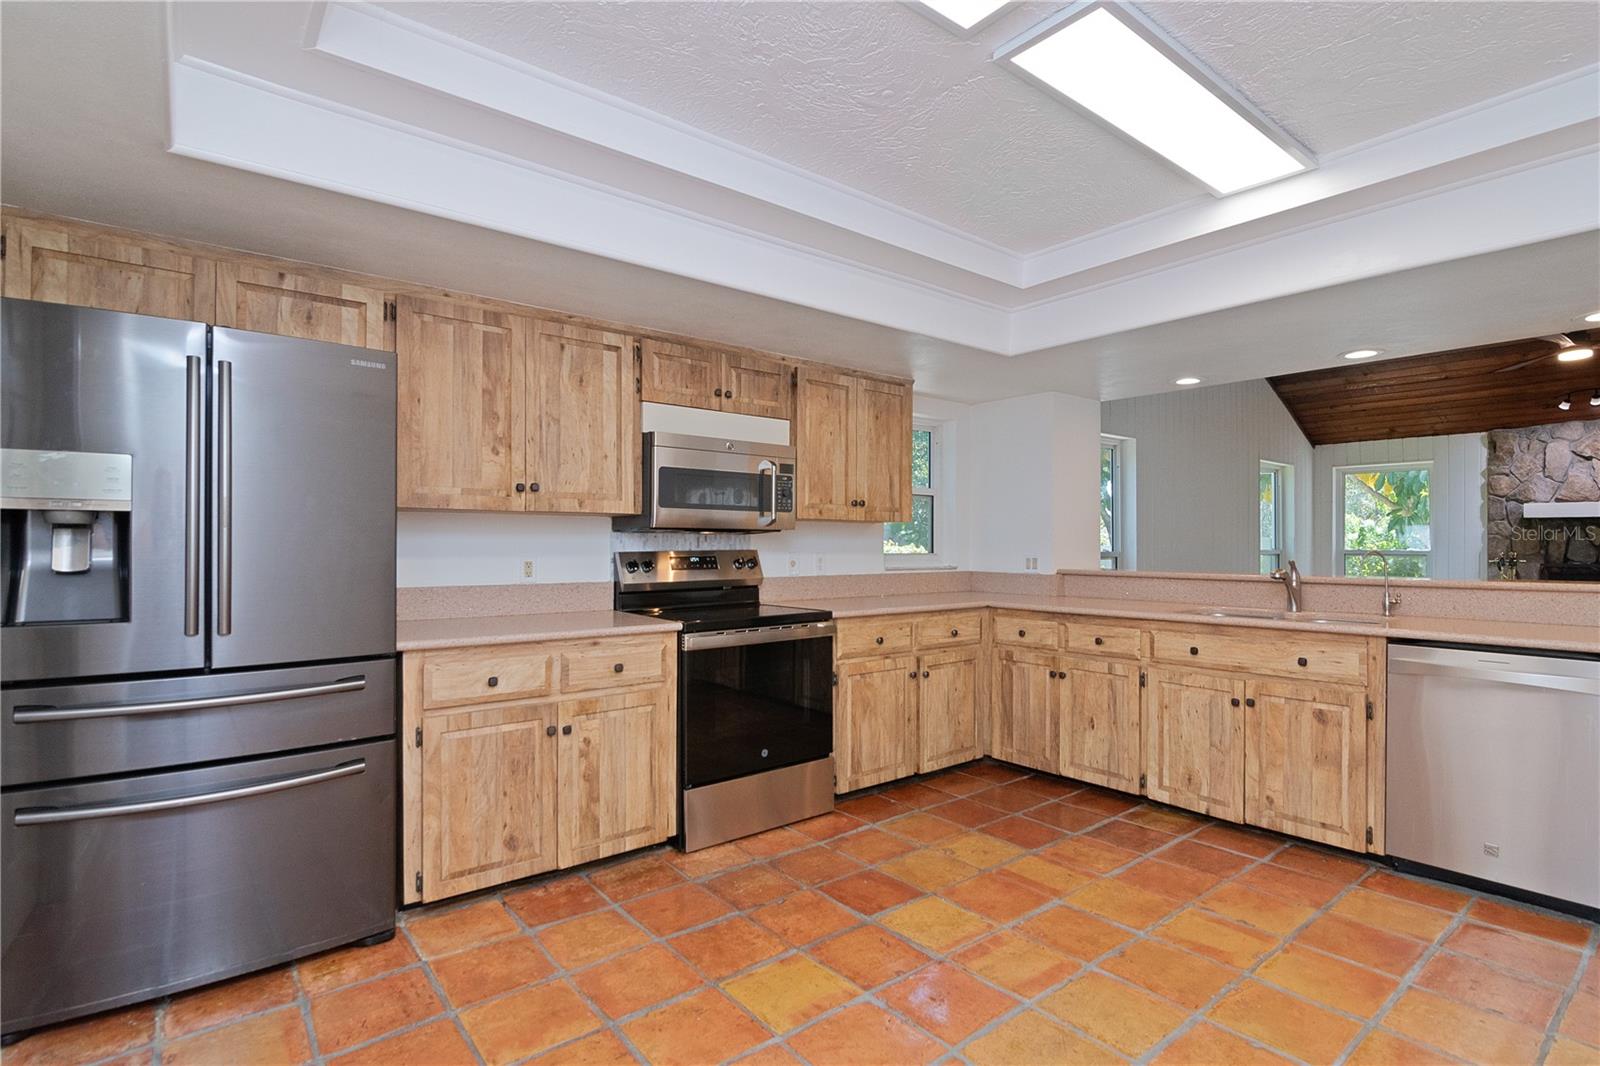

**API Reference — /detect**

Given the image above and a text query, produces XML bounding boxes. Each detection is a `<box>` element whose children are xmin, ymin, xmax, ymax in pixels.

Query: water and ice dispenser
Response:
<box><xmin>2</xmin><ymin>448</ymin><xmax>132</xmax><ymax>625</ymax></box>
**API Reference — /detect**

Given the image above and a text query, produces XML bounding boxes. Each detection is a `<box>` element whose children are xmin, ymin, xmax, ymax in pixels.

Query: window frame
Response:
<box><xmin>1100</xmin><ymin>435</ymin><xmax>1126</xmax><ymax>570</ymax></box>
<box><xmin>1334</xmin><ymin>460</ymin><xmax>1434</xmax><ymax>579</ymax></box>
<box><xmin>1259</xmin><ymin>460</ymin><xmax>1288</xmax><ymax>574</ymax></box>
<box><xmin>883</xmin><ymin>421</ymin><xmax>945</xmax><ymax>567</ymax></box>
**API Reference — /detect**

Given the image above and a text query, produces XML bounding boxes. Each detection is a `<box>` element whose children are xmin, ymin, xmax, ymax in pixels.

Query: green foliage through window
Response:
<box><xmin>885</xmin><ymin>495</ymin><xmax>933</xmax><ymax>554</ymax></box>
<box><xmin>1340</xmin><ymin>465</ymin><xmax>1431</xmax><ymax>578</ymax></box>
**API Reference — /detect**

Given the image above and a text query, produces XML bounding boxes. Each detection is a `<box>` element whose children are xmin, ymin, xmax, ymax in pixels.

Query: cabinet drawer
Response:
<box><xmin>1150</xmin><ymin>628</ymin><xmax>1366</xmax><ymax>684</ymax></box>
<box><xmin>914</xmin><ymin>611</ymin><xmax>985</xmax><ymax>650</ymax></box>
<box><xmin>1064</xmin><ymin>621</ymin><xmax>1143</xmax><ymax>659</ymax></box>
<box><xmin>422</xmin><ymin>647</ymin><xmax>554</xmax><ymax>709</ymax></box>
<box><xmin>836</xmin><ymin>617</ymin><xmax>915</xmax><ymax>659</ymax></box>
<box><xmin>993</xmin><ymin>613</ymin><xmax>1059</xmax><ymax>650</ymax></box>
<box><xmin>560</xmin><ymin>638</ymin><xmax>669</xmax><ymax>693</ymax></box>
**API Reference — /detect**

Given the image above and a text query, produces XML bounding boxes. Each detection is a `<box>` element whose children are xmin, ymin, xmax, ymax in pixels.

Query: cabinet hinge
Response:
<box><xmin>414</xmin><ymin>725</ymin><xmax>423</xmax><ymax>748</ymax></box>
<box><xmin>1139</xmin><ymin>670</ymin><xmax>1146</xmax><ymax>688</ymax></box>
<box><xmin>1365</xmin><ymin>697</ymin><xmax>1374</xmax><ymax>721</ymax></box>
<box><xmin>1365</xmin><ymin>826</ymin><xmax>1374</xmax><ymax>846</ymax></box>
<box><xmin>1139</xmin><ymin>773</ymin><xmax>1147</xmax><ymax>790</ymax></box>
<box><xmin>791</xmin><ymin>368</ymin><xmax>799</xmax><ymax>386</ymax></box>
<box><xmin>832</xmin><ymin>671</ymin><xmax>839</xmax><ymax>687</ymax></box>
<box><xmin>1</xmin><ymin>234</ymin><xmax>7</xmax><ymax>260</ymax></box>
<box><xmin>383</xmin><ymin>299</ymin><xmax>397</xmax><ymax>322</ymax></box>
<box><xmin>414</xmin><ymin>871</ymin><xmax>423</xmax><ymax>894</ymax></box>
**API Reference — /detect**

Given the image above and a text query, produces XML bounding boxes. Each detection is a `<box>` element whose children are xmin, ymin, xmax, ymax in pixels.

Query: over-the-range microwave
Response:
<box><xmin>614</xmin><ymin>432</ymin><xmax>797</xmax><ymax>533</ymax></box>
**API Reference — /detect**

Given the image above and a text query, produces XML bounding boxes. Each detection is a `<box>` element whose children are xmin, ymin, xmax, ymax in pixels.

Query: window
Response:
<box><xmin>1100</xmin><ymin>437</ymin><xmax>1123</xmax><ymax>569</ymax></box>
<box><xmin>884</xmin><ymin>425</ymin><xmax>936</xmax><ymax>558</ymax></box>
<box><xmin>1259</xmin><ymin>461</ymin><xmax>1287</xmax><ymax>574</ymax></box>
<box><xmin>1338</xmin><ymin>463</ymin><xmax>1431</xmax><ymax>578</ymax></box>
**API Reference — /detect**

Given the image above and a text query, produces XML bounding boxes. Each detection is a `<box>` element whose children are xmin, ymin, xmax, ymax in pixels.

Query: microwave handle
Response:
<box><xmin>758</xmin><ymin>459</ymin><xmax>777</xmax><ymax>526</ymax></box>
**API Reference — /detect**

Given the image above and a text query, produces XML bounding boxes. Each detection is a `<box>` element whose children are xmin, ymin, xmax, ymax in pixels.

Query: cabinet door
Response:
<box><xmin>421</xmin><ymin>701</ymin><xmax>559</xmax><ymax>901</ymax></box>
<box><xmin>2</xmin><ymin>214</ymin><xmax>213</xmax><ymax>321</ymax></box>
<box><xmin>558</xmin><ymin>687</ymin><xmax>673</xmax><ymax>867</ymax></box>
<box><xmin>836</xmin><ymin>655</ymin><xmax>919</xmax><ymax>792</ymax></box>
<box><xmin>1060</xmin><ymin>656</ymin><xmax>1141</xmax><ymax>792</ymax></box>
<box><xmin>722</xmin><ymin>352</ymin><xmax>793</xmax><ymax>420</ymax></box>
<box><xmin>918</xmin><ymin>647</ymin><xmax>982</xmax><ymax>774</ymax></box>
<box><xmin>1142</xmin><ymin>668</ymin><xmax>1246</xmax><ymax>821</ymax></box>
<box><xmin>795</xmin><ymin>367</ymin><xmax>856</xmax><ymax>520</ymax></box>
<box><xmin>1245</xmin><ymin>680</ymin><xmax>1368</xmax><ymax>850</ymax></box>
<box><xmin>396</xmin><ymin>297</ymin><xmax>527</xmax><ymax>510</ymax></box>
<box><xmin>990</xmin><ymin>650</ymin><xmax>1060</xmax><ymax>773</ymax></box>
<box><xmin>639</xmin><ymin>338</ymin><xmax>721</xmax><ymax>408</ymax></box>
<box><xmin>854</xmin><ymin>377</ymin><xmax>913</xmax><ymax>523</ymax></box>
<box><xmin>525</xmin><ymin>321</ymin><xmax>640</xmax><ymax>514</ymax></box>
<box><xmin>215</xmin><ymin>260</ymin><xmax>392</xmax><ymax>350</ymax></box>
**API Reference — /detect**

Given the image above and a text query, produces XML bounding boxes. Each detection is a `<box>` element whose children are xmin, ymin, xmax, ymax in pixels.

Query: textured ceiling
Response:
<box><xmin>386</xmin><ymin>0</ymin><xmax>1600</xmax><ymax>253</ymax></box>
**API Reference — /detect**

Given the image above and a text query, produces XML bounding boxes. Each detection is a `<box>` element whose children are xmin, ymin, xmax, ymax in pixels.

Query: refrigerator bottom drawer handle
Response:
<box><xmin>11</xmin><ymin>677</ymin><xmax>367</xmax><ymax>723</ymax></box>
<box><xmin>13</xmin><ymin>760</ymin><xmax>366</xmax><ymax>825</ymax></box>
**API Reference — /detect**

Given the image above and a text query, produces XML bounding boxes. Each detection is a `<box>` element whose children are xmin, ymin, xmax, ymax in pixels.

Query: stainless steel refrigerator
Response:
<box><xmin>0</xmin><ymin>299</ymin><xmax>398</xmax><ymax>1038</ymax></box>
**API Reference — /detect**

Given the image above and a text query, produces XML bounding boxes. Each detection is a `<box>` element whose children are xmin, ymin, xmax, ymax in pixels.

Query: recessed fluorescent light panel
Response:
<box><xmin>999</xmin><ymin>4</ymin><xmax>1310</xmax><ymax>195</ymax></box>
<box><xmin>916</xmin><ymin>0</ymin><xmax>1009</xmax><ymax>32</ymax></box>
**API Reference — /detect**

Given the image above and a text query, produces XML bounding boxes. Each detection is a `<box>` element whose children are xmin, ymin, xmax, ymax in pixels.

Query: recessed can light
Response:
<box><xmin>1174</xmin><ymin>376</ymin><xmax>1201</xmax><ymax>386</ymax></box>
<box><xmin>1556</xmin><ymin>347</ymin><xmax>1594</xmax><ymax>362</ymax></box>
<box><xmin>1584</xmin><ymin>311</ymin><xmax>1600</xmax><ymax>323</ymax></box>
<box><xmin>1340</xmin><ymin>349</ymin><xmax>1381</xmax><ymax>360</ymax></box>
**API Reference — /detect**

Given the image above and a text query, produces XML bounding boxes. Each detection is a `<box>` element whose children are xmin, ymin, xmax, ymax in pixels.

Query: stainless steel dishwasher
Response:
<box><xmin>1387</xmin><ymin>643</ymin><xmax>1599</xmax><ymax>912</ymax></box>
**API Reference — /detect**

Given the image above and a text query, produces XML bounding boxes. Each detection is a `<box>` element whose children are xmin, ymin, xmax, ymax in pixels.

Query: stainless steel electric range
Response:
<box><xmin>614</xmin><ymin>550</ymin><xmax>835</xmax><ymax>850</ymax></box>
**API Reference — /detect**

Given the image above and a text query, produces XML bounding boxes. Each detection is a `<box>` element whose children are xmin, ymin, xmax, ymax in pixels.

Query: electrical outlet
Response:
<box><xmin>521</xmin><ymin>559</ymin><xmax>535</xmax><ymax>581</ymax></box>
<box><xmin>814</xmin><ymin>554</ymin><xmax>825</xmax><ymax>575</ymax></box>
<box><xmin>787</xmin><ymin>557</ymin><xmax>798</xmax><ymax>571</ymax></box>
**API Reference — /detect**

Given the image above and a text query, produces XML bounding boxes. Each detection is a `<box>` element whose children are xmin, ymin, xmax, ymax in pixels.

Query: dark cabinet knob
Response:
<box><xmin>922</xmin><ymin>670</ymin><xmax>930</xmax><ymax>679</ymax></box>
<box><xmin>951</xmin><ymin>628</ymin><xmax>959</xmax><ymax>637</ymax></box>
<box><xmin>1049</xmin><ymin>670</ymin><xmax>1058</xmax><ymax>678</ymax></box>
<box><xmin>909</xmin><ymin>671</ymin><xmax>918</xmax><ymax>678</ymax></box>
<box><xmin>613</xmin><ymin>663</ymin><xmax>625</xmax><ymax>673</ymax></box>
<box><xmin>546</xmin><ymin>725</ymin><xmax>557</xmax><ymax>736</ymax></box>
<box><xmin>1094</xmin><ymin>637</ymin><xmax>1104</xmax><ymax>646</ymax></box>
<box><xmin>1231</xmin><ymin>697</ymin><xmax>1241</xmax><ymax>707</ymax></box>
<box><xmin>486</xmin><ymin>676</ymin><xmax>499</xmax><ymax>688</ymax></box>
<box><xmin>875</xmin><ymin>636</ymin><xmax>884</xmax><ymax>645</ymax></box>
<box><xmin>714</xmin><ymin>388</ymin><xmax>724</xmax><ymax>397</ymax></box>
<box><xmin>529</xmin><ymin>483</ymin><xmax>540</xmax><ymax>492</ymax></box>
<box><xmin>1297</xmin><ymin>657</ymin><xmax>1308</xmax><ymax>667</ymax></box>
<box><xmin>1245</xmin><ymin>698</ymin><xmax>1256</xmax><ymax>708</ymax></box>
<box><xmin>515</xmin><ymin>483</ymin><xmax>526</xmax><ymax>493</ymax></box>
<box><xmin>725</xmin><ymin>392</ymin><xmax>734</xmax><ymax>400</ymax></box>
<box><xmin>562</xmin><ymin>724</ymin><xmax>573</xmax><ymax>735</ymax></box>
<box><xmin>1190</xmin><ymin>646</ymin><xmax>1199</xmax><ymax>655</ymax></box>
<box><xmin>1018</xmin><ymin>629</ymin><xmax>1026</xmax><ymax>637</ymax></box>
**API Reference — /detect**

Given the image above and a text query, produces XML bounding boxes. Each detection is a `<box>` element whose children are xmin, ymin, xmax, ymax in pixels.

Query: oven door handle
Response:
<box><xmin>682</xmin><ymin>621</ymin><xmax>835</xmax><ymax>652</ymax></box>
<box><xmin>757</xmin><ymin>459</ymin><xmax>777</xmax><ymax>527</ymax></box>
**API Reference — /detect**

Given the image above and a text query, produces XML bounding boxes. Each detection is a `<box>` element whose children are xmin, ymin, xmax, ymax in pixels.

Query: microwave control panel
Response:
<box><xmin>775</xmin><ymin>464</ymin><xmax>794</xmax><ymax>514</ymax></box>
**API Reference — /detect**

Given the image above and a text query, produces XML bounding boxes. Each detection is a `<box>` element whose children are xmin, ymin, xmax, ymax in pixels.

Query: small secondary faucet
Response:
<box><xmin>1269</xmin><ymin>560</ymin><xmax>1302</xmax><ymax>613</ymax></box>
<box><xmin>1357</xmin><ymin>550</ymin><xmax>1403</xmax><ymax>616</ymax></box>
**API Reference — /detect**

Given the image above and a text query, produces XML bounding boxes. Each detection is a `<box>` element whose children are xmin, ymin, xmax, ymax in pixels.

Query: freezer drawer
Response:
<box><xmin>2</xmin><ymin>739</ymin><xmax>396</xmax><ymax>1034</ymax></box>
<box><xmin>2</xmin><ymin>659</ymin><xmax>396</xmax><ymax>787</ymax></box>
<box><xmin>1386</xmin><ymin>644</ymin><xmax>1599</xmax><ymax>909</ymax></box>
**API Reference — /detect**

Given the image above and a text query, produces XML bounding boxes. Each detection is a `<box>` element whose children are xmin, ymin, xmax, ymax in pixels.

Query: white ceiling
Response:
<box><xmin>1</xmin><ymin>1</ymin><xmax>1597</xmax><ymax>403</ymax></box>
<box><xmin>382</xmin><ymin>0</ymin><xmax>1598</xmax><ymax>252</ymax></box>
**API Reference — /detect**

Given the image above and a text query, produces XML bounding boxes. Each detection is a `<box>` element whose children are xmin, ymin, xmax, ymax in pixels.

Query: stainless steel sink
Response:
<box><xmin>1179</xmin><ymin>606</ymin><xmax>1386</xmax><ymax>627</ymax></box>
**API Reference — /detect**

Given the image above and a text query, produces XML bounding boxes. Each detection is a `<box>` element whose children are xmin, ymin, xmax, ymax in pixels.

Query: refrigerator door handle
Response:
<box><xmin>12</xmin><ymin>759</ymin><xmax>367</xmax><ymax>826</ymax></box>
<box><xmin>11</xmin><ymin>676</ymin><xmax>368</xmax><ymax>723</ymax></box>
<box><xmin>184</xmin><ymin>355</ymin><xmax>203</xmax><ymax>637</ymax></box>
<box><xmin>217</xmin><ymin>358</ymin><xmax>233</xmax><ymax>637</ymax></box>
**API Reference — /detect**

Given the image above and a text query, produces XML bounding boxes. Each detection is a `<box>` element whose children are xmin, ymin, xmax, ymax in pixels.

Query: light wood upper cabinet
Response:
<box><xmin>836</xmin><ymin>655</ymin><xmax>919</xmax><ymax>792</ymax></box>
<box><xmin>215</xmin><ymin>260</ymin><xmax>393</xmax><ymax>351</ymax></box>
<box><xmin>1244</xmin><ymin>679</ymin><xmax>1368</xmax><ymax>850</ymax></box>
<box><xmin>795</xmin><ymin>367</ymin><xmax>912</xmax><ymax>522</ymax></box>
<box><xmin>558</xmin><ymin>686</ymin><xmax>673</xmax><ymax>868</ymax></box>
<box><xmin>918</xmin><ymin>647</ymin><xmax>982</xmax><ymax>774</ymax></box>
<box><xmin>420</xmin><ymin>700</ymin><xmax>559</xmax><ymax>902</ymax></box>
<box><xmin>525</xmin><ymin>321</ymin><xmax>640</xmax><ymax>515</ymax></box>
<box><xmin>795</xmin><ymin>368</ymin><xmax>856</xmax><ymax>520</ymax></box>
<box><xmin>1142</xmin><ymin>667</ymin><xmax>1246</xmax><ymax>822</ymax></box>
<box><xmin>3</xmin><ymin>214</ymin><xmax>214</xmax><ymax>322</ymax></box>
<box><xmin>396</xmin><ymin>296</ymin><xmax>527</xmax><ymax>511</ymax></box>
<box><xmin>1060</xmin><ymin>656</ymin><xmax>1141</xmax><ymax>793</ymax></box>
<box><xmin>639</xmin><ymin>339</ymin><xmax>793</xmax><ymax>420</ymax></box>
<box><xmin>991</xmin><ymin>649</ymin><xmax>1060</xmax><ymax>774</ymax></box>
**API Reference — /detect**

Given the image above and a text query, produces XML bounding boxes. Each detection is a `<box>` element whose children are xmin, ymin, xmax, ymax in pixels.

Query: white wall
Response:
<box><xmin>1312</xmin><ymin>433</ymin><xmax>1488</xmax><ymax>580</ymax></box>
<box><xmin>1100</xmin><ymin>380</ymin><xmax>1313</xmax><ymax>573</ymax></box>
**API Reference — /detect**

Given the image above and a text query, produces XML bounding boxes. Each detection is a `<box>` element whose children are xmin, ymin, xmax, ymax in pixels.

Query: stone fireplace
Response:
<box><xmin>1486</xmin><ymin>419</ymin><xmax>1600</xmax><ymax>579</ymax></box>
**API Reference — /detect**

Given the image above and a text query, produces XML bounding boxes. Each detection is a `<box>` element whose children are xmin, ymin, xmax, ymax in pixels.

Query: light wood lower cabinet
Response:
<box><xmin>990</xmin><ymin>648</ymin><xmax>1060</xmax><ymax>774</ymax></box>
<box><xmin>403</xmin><ymin>634</ymin><xmax>675</xmax><ymax>903</ymax></box>
<box><xmin>1141</xmin><ymin>667</ymin><xmax>1247</xmax><ymax>822</ymax></box>
<box><xmin>918</xmin><ymin>647</ymin><xmax>983</xmax><ymax>773</ymax></box>
<box><xmin>1244</xmin><ymin>679</ymin><xmax>1369</xmax><ymax>851</ymax></box>
<box><xmin>1059</xmin><ymin>656</ymin><xmax>1141</xmax><ymax>793</ymax></box>
<box><xmin>836</xmin><ymin>655</ymin><xmax>919</xmax><ymax>791</ymax></box>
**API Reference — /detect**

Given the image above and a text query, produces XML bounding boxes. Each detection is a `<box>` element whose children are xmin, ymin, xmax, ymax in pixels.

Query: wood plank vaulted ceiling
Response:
<box><xmin>1268</xmin><ymin>333</ymin><xmax>1600</xmax><ymax>445</ymax></box>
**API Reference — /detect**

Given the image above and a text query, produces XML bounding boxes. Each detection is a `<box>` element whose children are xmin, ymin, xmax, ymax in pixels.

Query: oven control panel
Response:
<box><xmin>615</xmin><ymin>550</ymin><xmax>762</xmax><ymax>588</ymax></box>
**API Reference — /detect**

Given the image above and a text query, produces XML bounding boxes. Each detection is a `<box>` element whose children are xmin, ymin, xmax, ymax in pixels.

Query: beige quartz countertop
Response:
<box><xmin>398</xmin><ymin>611</ymin><xmax>679</xmax><ymax>651</ymax></box>
<box><xmin>791</xmin><ymin>592</ymin><xmax>1600</xmax><ymax>654</ymax></box>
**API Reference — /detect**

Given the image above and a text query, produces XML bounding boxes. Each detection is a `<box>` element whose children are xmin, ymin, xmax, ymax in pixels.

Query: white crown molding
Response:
<box><xmin>309</xmin><ymin>1</ymin><xmax>1024</xmax><ymax>285</ymax></box>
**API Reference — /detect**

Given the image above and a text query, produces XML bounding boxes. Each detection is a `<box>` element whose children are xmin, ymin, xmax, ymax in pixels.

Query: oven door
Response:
<box><xmin>650</xmin><ymin>444</ymin><xmax>793</xmax><ymax>532</ymax></box>
<box><xmin>680</xmin><ymin>624</ymin><xmax>834</xmax><ymax>788</ymax></box>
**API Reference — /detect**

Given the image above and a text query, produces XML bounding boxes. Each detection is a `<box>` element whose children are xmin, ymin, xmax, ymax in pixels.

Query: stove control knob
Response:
<box><xmin>640</xmin><ymin>560</ymin><xmax>655</xmax><ymax>573</ymax></box>
<box><xmin>746</xmin><ymin>557</ymin><xmax>759</xmax><ymax>569</ymax></box>
<box><xmin>625</xmin><ymin>560</ymin><xmax>640</xmax><ymax>573</ymax></box>
<box><xmin>731</xmin><ymin>558</ymin><xmax>744</xmax><ymax>570</ymax></box>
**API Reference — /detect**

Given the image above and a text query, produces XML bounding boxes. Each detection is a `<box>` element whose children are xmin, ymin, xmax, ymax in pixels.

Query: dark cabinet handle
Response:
<box><xmin>951</xmin><ymin>629</ymin><xmax>959</xmax><ymax>637</ymax></box>
<box><xmin>1297</xmin><ymin>657</ymin><xmax>1308</xmax><ymax>667</ymax></box>
<box><xmin>486</xmin><ymin>676</ymin><xmax>499</xmax><ymax>688</ymax></box>
<box><xmin>1231</xmin><ymin>697</ymin><xmax>1241</xmax><ymax>707</ymax></box>
<box><xmin>1190</xmin><ymin>646</ymin><xmax>1199</xmax><ymax>656</ymax></box>
<box><xmin>725</xmin><ymin>392</ymin><xmax>734</xmax><ymax>400</ymax></box>
<box><xmin>546</xmin><ymin>725</ymin><xmax>557</xmax><ymax>736</ymax></box>
<box><xmin>908</xmin><ymin>671</ymin><xmax>918</xmax><ymax>678</ymax></box>
<box><xmin>1094</xmin><ymin>637</ymin><xmax>1104</xmax><ymax>646</ymax></box>
<box><xmin>1049</xmin><ymin>670</ymin><xmax>1058</xmax><ymax>678</ymax></box>
<box><xmin>922</xmin><ymin>670</ymin><xmax>929</xmax><ymax>679</ymax></box>
<box><xmin>562</xmin><ymin>724</ymin><xmax>573</xmax><ymax>735</ymax></box>
<box><xmin>1245</xmin><ymin>698</ymin><xmax>1256</xmax><ymax>708</ymax></box>
<box><xmin>515</xmin><ymin>483</ymin><xmax>526</xmax><ymax>493</ymax></box>
<box><xmin>529</xmin><ymin>483</ymin><xmax>541</xmax><ymax>493</ymax></box>
<box><xmin>1018</xmin><ymin>629</ymin><xmax>1026</xmax><ymax>637</ymax></box>
<box><xmin>875</xmin><ymin>636</ymin><xmax>884</xmax><ymax>645</ymax></box>
<box><xmin>613</xmin><ymin>663</ymin><xmax>625</xmax><ymax>673</ymax></box>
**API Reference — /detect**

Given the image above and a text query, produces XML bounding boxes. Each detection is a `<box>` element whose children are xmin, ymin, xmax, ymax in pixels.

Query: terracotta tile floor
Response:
<box><xmin>12</xmin><ymin>760</ymin><xmax>1599</xmax><ymax>1066</ymax></box>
